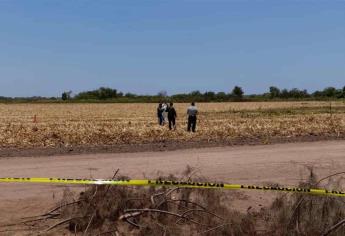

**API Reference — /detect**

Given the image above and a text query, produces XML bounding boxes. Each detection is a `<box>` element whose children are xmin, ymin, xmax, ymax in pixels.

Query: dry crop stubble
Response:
<box><xmin>0</xmin><ymin>101</ymin><xmax>344</xmax><ymax>148</ymax></box>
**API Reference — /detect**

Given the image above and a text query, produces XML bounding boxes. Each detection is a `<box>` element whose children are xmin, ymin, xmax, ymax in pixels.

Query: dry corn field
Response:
<box><xmin>0</xmin><ymin>101</ymin><xmax>345</xmax><ymax>149</ymax></box>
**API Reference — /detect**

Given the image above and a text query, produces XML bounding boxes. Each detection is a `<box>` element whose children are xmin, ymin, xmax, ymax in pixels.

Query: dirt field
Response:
<box><xmin>1</xmin><ymin>140</ymin><xmax>345</xmax><ymax>234</ymax></box>
<box><xmin>0</xmin><ymin>101</ymin><xmax>344</xmax><ymax>150</ymax></box>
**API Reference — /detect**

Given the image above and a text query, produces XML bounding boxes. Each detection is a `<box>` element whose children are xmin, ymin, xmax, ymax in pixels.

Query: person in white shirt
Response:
<box><xmin>187</xmin><ymin>102</ymin><xmax>198</xmax><ymax>132</ymax></box>
<box><xmin>162</xmin><ymin>102</ymin><xmax>168</xmax><ymax>124</ymax></box>
<box><xmin>157</xmin><ymin>103</ymin><xmax>164</xmax><ymax>125</ymax></box>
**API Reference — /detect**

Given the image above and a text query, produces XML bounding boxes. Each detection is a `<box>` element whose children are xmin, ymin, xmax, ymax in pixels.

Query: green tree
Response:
<box><xmin>75</xmin><ymin>87</ymin><xmax>117</xmax><ymax>100</ymax></box>
<box><xmin>61</xmin><ymin>91</ymin><xmax>72</xmax><ymax>101</ymax></box>
<box><xmin>280</xmin><ymin>89</ymin><xmax>289</xmax><ymax>99</ymax></box>
<box><xmin>190</xmin><ymin>90</ymin><xmax>202</xmax><ymax>96</ymax></box>
<box><xmin>312</xmin><ymin>90</ymin><xmax>323</xmax><ymax>97</ymax></box>
<box><xmin>288</xmin><ymin>88</ymin><xmax>309</xmax><ymax>99</ymax></box>
<box><xmin>204</xmin><ymin>91</ymin><xmax>216</xmax><ymax>102</ymax></box>
<box><xmin>98</xmin><ymin>87</ymin><xmax>117</xmax><ymax>100</ymax></box>
<box><xmin>323</xmin><ymin>87</ymin><xmax>337</xmax><ymax>97</ymax></box>
<box><xmin>269</xmin><ymin>86</ymin><xmax>281</xmax><ymax>99</ymax></box>
<box><xmin>189</xmin><ymin>90</ymin><xmax>203</xmax><ymax>101</ymax></box>
<box><xmin>216</xmin><ymin>92</ymin><xmax>227</xmax><ymax>101</ymax></box>
<box><xmin>231</xmin><ymin>86</ymin><xmax>244</xmax><ymax>99</ymax></box>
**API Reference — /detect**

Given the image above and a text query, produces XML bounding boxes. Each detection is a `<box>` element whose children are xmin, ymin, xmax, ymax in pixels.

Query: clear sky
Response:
<box><xmin>0</xmin><ymin>0</ymin><xmax>344</xmax><ymax>97</ymax></box>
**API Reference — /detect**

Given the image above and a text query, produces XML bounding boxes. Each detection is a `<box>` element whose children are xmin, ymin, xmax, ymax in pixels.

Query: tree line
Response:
<box><xmin>1</xmin><ymin>85</ymin><xmax>345</xmax><ymax>103</ymax></box>
<box><xmin>61</xmin><ymin>85</ymin><xmax>345</xmax><ymax>102</ymax></box>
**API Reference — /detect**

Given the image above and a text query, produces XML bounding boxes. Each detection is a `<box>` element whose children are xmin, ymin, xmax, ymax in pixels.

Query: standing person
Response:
<box><xmin>187</xmin><ymin>102</ymin><xmax>198</xmax><ymax>132</ymax></box>
<box><xmin>157</xmin><ymin>103</ymin><xmax>164</xmax><ymax>126</ymax></box>
<box><xmin>167</xmin><ymin>102</ymin><xmax>177</xmax><ymax>130</ymax></box>
<box><xmin>162</xmin><ymin>102</ymin><xmax>168</xmax><ymax>124</ymax></box>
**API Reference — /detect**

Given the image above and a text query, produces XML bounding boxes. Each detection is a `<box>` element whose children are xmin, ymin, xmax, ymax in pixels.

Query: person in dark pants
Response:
<box><xmin>157</xmin><ymin>103</ymin><xmax>164</xmax><ymax>125</ymax></box>
<box><xmin>167</xmin><ymin>102</ymin><xmax>177</xmax><ymax>130</ymax></box>
<box><xmin>187</xmin><ymin>102</ymin><xmax>198</xmax><ymax>132</ymax></box>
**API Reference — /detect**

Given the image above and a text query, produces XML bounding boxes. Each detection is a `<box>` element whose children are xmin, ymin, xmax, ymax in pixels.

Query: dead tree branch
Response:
<box><xmin>322</xmin><ymin>218</ymin><xmax>345</xmax><ymax>236</ymax></box>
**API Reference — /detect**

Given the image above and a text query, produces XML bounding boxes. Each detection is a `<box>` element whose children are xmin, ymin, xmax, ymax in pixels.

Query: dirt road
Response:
<box><xmin>1</xmin><ymin>140</ymin><xmax>345</xmax><ymax>228</ymax></box>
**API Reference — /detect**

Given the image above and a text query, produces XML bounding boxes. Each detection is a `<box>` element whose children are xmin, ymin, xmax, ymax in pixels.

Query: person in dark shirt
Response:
<box><xmin>167</xmin><ymin>102</ymin><xmax>177</xmax><ymax>130</ymax></box>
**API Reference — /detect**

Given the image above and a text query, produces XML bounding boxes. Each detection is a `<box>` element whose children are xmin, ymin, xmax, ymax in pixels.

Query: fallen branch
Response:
<box><xmin>125</xmin><ymin>218</ymin><xmax>141</xmax><ymax>228</ymax></box>
<box><xmin>97</xmin><ymin>229</ymin><xmax>120</xmax><ymax>236</ymax></box>
<box><xmin>43</xmin><ymin>200</ymin><xmax>83</xmax><ymax>217</ymax></box>
<box><xmin>201</xmin><ymin>223</ymin><xmax>231</xmax><ymax>234</ymax></box>
<box><xmin>317</xmin><ymin>171</ymin><xmax>345</xmax><ymax>186</ymax></box>
<box><xmin>322</xmin><ymin>218</ymin><xmax>345</xmax><ymax>236</ymax></box>
<box><xmin>119</xmin><ymin>211</ymin><xmax>143</xmax><ymax>220</ymax></box>
<box><xmin>83</xmin><ymin>213</ymin><xmax>95</xmax><ymax>236</ymax></box>
<box><xmin>125</xmin><ymin>208</ymin><xmax>183</xmax><ymax>219</ymax></box>
<box><xmin>45</xmin><ymin>217</ymin><xmax>79</xmax><ymax>232</ymax></box>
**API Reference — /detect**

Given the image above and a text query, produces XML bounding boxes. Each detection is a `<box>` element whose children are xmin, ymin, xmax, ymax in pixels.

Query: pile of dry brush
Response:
<box><xmin>17</xmin><ymin>168</ymin><xmax>345</xmax><ymax>235</ymax></box>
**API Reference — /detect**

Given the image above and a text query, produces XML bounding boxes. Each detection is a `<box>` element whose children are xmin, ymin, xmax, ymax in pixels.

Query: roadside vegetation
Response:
<box><xmin>13</xmin><ymin>167</ymin><xmax>345</xmax><ymax>235</ymax></box>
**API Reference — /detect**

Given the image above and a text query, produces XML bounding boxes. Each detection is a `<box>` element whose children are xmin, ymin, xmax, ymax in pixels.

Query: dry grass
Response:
<box><xmin>25</xmin><ymin>167</ymin><xmax>256</xmax><ymax>235</ymax></box>
<box><xmin>0</xmin><ymin>101</ymin><xmax>345</xmax><ymax>148</ymax></box>
<box><xmin>259</xmin><ymin>169</ymin><xmax>345</xmax><ymax>236</ymax></box>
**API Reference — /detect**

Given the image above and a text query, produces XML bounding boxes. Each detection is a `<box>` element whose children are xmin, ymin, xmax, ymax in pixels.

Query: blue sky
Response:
<box><xmin>0</xmin><ymin>0</ymin><xmax>344</xmax><ymax>97</ymax></box>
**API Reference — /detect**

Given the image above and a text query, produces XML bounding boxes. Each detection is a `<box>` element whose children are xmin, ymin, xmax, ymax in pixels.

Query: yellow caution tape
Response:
<box><xmin>0</xmin><ymin>177</ymin><xmax>344</xmax><ymax>197</ymax></box>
